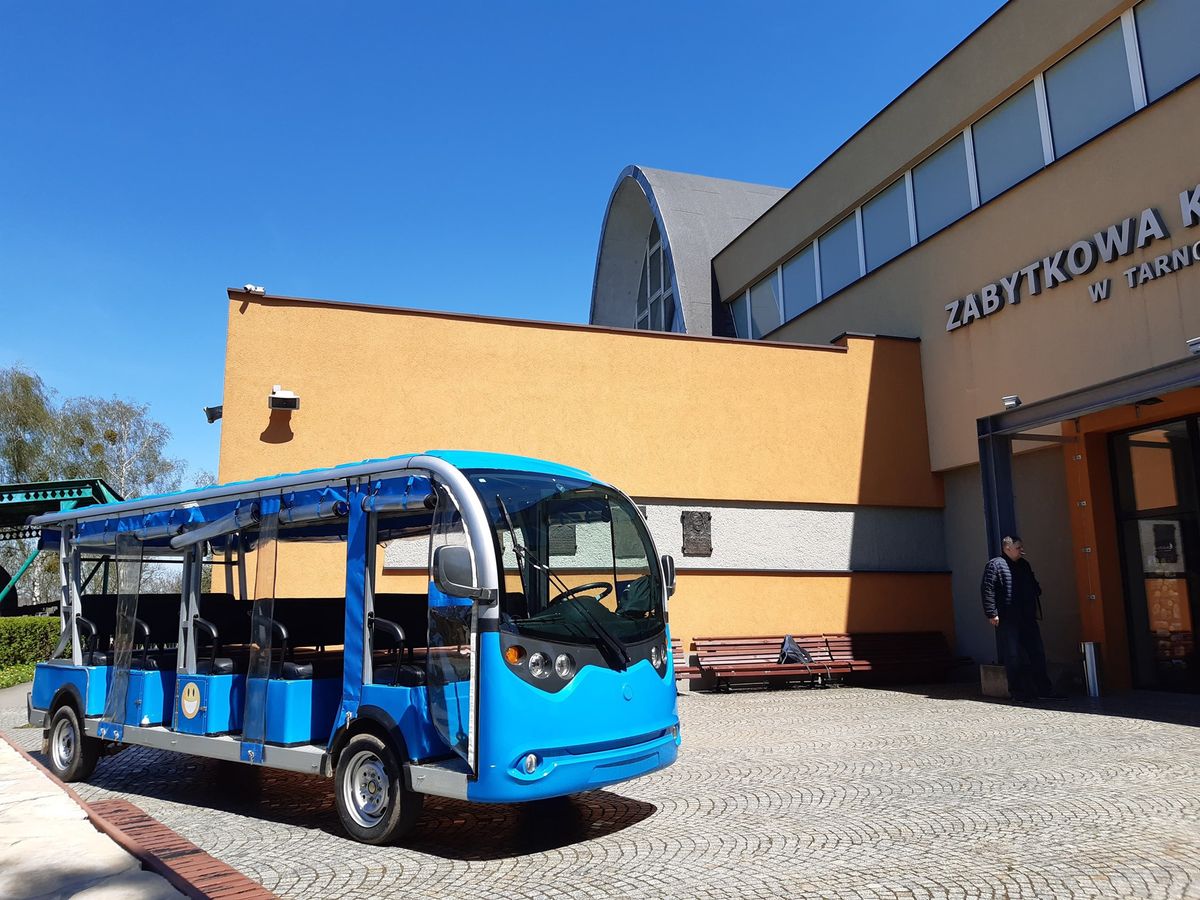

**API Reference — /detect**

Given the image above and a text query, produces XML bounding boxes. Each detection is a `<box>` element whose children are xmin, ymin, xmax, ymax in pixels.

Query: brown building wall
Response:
<box><xmin>767</xmin><ymin>79</ymin><xmax>1200</xmax><ymax>473</ymax></box>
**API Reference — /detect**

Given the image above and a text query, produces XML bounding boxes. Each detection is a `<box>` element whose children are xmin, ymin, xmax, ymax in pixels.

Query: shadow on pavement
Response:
<box><xmin>879</xmin><ymin>681</ymin><xmax>1200</xmax><ymax>727</ymax></box>
<box><xmin>25</xmin><ymin>745</ymin><xmax>656</xmax><ymax>859</ymax></box>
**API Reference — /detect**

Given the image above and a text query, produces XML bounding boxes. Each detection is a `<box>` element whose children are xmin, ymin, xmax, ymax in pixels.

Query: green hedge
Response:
<box><xmin>0</xmin><ymin>616</ymin><xmax>59</xmax><ymax>667</ymax></box>
<box><xmin>0</xmin><ymin>663</ymin><xmax>36</xmax><ymax>689</ymax></box>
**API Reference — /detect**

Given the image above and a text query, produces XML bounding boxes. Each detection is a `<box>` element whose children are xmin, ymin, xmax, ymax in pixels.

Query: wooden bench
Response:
<box><xmin>689</xmin><ymin>632</ymin><xmax>966</xmax><ymax>691</ymax></box>
<box><xmin>692</xmin><ymin>635</ymin><xmax>846</xmax><ymax>691</ymax></box>
<box><xmin>671</xmin><ymin>637</ymin><xmax>700</xmax><ymax>681</ymax></box>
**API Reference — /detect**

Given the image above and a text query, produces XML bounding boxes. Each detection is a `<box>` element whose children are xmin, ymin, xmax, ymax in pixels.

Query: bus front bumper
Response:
<box><xmin>470</xmin><ymin>724</ymin><xmax>680</xmax><ymax>803</ymax></box>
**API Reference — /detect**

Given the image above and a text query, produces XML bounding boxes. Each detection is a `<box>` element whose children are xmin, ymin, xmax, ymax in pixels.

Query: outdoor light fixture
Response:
<box><xmin>203</xmin><ymin>404</ymin><xmax>223</xmax><ymax>424</ymax></box>
<box><xmin>242</xmin><ymin>283</ymin><xmax>266</xmax><ymax>295</ymax></box>
<box><xmin>1188</xmin><ymin>337</ymin><xmax>1200</xmax><ymax>356</ymax></box>
<box><xmin>268</xmin><ymin>385</ymin><xmax>300</xmax><ymax>411</ymax></box>
<box><xmin>1002</xmin><ymin>395</ymin><xmax>1022</xmax><ymax>411</ymax></box>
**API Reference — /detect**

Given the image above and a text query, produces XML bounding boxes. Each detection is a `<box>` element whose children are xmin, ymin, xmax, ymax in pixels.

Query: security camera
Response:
<box><xmin>203</xmin><ymin>404</ymin><xmax>223</xmax><ymax>424</ymax></box>
<box><xmin>1001</xmin><ymin>395</ymin><xmax>1022</xmax><ymax>411</ymax></box>
<box><xmin>268</xmin><ymin>385</ymin><xmax>299</xmax><ymax>411</ymax></box>
<box><xmin>242</xmin><ymin>283</ymin><xmax>266</xmax><ymax>295</ymax></box>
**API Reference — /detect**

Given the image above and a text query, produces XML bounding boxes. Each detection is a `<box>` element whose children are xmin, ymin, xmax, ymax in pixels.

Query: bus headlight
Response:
<box><xmin>554</xmin><ymin>653</ymin><xmax>575</xmax><ymax>680</ymax></box>
<box><xmin>523</xmin><ymin>753</ymin><xmax>539</xmax><ymax>774</ymax></box>
<box><xmin>528</xmin><ymin>652</ymin><xmax>551</xmax><ymax>679</ymax></box>
<box><xmin>650</xmin><ymin>645</ymin><xmax>662</xmax><ymax>668</ymax></box>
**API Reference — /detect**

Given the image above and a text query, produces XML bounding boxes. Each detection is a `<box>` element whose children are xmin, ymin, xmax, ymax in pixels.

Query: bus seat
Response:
<box><xmin>197</xmin><ymin>657</ymin><xmax>235</xmax><ymax>675</ymax></box>
<box><xmin>373</xmin><ymin>663</ymin><xmax>425</xmax><ymax>688</ymax></box>
<box><xmin>277</xmin><ymin>660</ymin><xmax>313</xmax><ymax>680</ymax></box>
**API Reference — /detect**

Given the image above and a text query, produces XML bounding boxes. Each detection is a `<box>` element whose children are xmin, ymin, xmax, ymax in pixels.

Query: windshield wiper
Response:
<box><xmin>496</xmin><ymin>493</ymin><xmax>629</xmax><ymax>670</ymax></box>
<box><xmin>566</xmin><ymin>596</ymin><xmax>630</xmax><ymax>670</ymax></box>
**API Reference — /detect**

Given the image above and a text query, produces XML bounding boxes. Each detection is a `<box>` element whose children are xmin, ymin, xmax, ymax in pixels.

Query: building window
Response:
<box><xmin>973</xmin><ymin>83</ymin><xmax>1045</xmax><ymax>203</ymax></box>
<box><xmin>912</xmin><ymin>134</ymin><xmax>973</xmax><ymax>241</ymax></box>
<box><xmin>1136</xmin><ymin>0</ymin><xmax>1200</xmax><ymax>102</ymax></box>
<box><xmin>819</xmin><ymin>213</ymin><xmax>861</xmax><ymax>298</ymax></box>
<box><xmin>749</xmin><ymin>271</ymin><xmax>781</xmax><ymax>339</ymax></box>
<box><xmin>1044</xmin><ymin>20</ymin><xmax>1135</xmax><ymax>157</ymax></box>
<box><xmin>731</xmin><ymin>291</ymin><xmax>749</xmax><ymax>339</ymax></box>
<box><xmin>635</xmin><ymin>218</ymin><xmax>677</xmax><ymax>332</ymax></box>
<box><xmin>782</xmin><ymin>244</ymin><xmax>818</xmax><ymax>321</ymax></box>
<box><xmin>861</xmin><ymin>176</ymin><xmax>912</xmax><ymax>271</ymax></box>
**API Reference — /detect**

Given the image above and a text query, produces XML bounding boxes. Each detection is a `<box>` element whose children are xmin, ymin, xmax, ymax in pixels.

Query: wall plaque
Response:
<box><xmin>681</xmin><ymin>510</ymin><xmax>712</xmax><ymax>557</ymax></box>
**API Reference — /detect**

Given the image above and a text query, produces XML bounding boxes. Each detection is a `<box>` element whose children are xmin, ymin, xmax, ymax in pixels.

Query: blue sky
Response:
<box><xmin>0</xmin><ymin>1</ymin><xmax>1002</xmax><ymax>478</ymax></box>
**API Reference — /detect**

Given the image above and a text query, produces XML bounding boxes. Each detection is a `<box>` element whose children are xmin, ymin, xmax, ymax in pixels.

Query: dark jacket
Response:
<box><xmin>981</xmin><ymin>556</ymin><xmax>1042</xmax><ymax>619</ymax></box>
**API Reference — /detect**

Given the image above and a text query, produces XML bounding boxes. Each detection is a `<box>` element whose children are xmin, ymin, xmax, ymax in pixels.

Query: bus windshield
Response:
<box><xmin>466</xmin><ymin>470</ymin><xmax>666</xmax><ymax>653</ymax></box>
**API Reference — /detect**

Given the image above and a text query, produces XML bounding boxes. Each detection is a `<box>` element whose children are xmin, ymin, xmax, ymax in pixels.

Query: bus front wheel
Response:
<box><xmin>47</xmin><ymin>704</ymin><xmax>100</xmax><ymax>783</ymax></box>
<box><xmin>334</xmin><ymin>733</ymin><xmax>422</xmax><ymax>844</ymax></box>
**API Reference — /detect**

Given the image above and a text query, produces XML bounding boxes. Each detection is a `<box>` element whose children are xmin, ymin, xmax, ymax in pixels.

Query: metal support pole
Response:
<box><xmin>979</xmin><ymin>418</ymin><xmax>1018</xmax><ymax>665</ymax></box>
<box><xmin>0</xmin><ymin>546</ymin><xmax>39</xmax><ymax>609</ymax></box>
<box><xmin>978</xmin><ymin>420</ymin><xmax>1019</xmax><ymax>556</ymax></box>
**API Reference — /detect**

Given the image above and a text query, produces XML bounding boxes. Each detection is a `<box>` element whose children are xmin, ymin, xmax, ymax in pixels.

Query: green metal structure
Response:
<box><xmin>0</xmin><ymin>479</ymin><xmax>122</xmax><ymax>614</ymax></box>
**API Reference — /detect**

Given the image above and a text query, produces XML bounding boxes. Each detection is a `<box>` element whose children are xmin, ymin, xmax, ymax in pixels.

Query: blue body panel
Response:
<box><xmin>263</xmin><ymin>677</ymin><xmax>340</xmax><ymax>745</ymax></box>
<box><xmin>124</xmin><ymin>669</ymin><xmax>177</xmax><ymax>727</ymax></box>
<box><xmin>359</xmin><ymin>684</ymin><xmax>445</xmax><ymax>761</ymax></box>
<box><xmin>173</xmin><ymin>673</ymin><xmax>245</xmax><ymax>735</ymax></box>
<box><xmin>467</xmin><ymin>633</ymin><xmax>679</xmax><ymax>803</ymax></box>
<box><xmin>32</xmin><ymin>662</ymin><xmax>108</xmax><ymax>716</ymax></box>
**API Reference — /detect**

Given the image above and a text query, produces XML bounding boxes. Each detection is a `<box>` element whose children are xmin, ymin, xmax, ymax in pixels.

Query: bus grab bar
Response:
<box><xmin>191</xmin><ymin>615</ymin><xmax>220</xmax><ymax>671</ymax></box>
<box><xmin>170</xmin><ymin>502</ymin><xmax>260</xmax><ymax>550</ymax></box>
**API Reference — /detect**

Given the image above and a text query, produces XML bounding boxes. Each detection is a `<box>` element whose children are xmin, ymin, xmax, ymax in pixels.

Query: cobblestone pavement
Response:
<box><xmin>3</xmin><ymin>684</ymin><xmax>1198</xmax><ymax>900</ymax></box>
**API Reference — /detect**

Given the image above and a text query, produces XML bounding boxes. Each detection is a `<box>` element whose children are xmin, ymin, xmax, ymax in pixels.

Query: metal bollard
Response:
<box><xmin>1081</xmin><ymin>641</ymin><xmax>1101</xmax><ymax>698</ymax></box>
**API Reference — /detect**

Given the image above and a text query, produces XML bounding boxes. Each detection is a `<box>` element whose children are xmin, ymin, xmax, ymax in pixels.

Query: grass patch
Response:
<box><xmin>0</xmin><ymin>663</ymin><xmax>37</xmax><ymax>689</ymax></box>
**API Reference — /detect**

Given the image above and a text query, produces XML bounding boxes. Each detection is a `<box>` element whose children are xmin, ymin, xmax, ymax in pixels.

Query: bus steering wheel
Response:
<box><xmin>548</xmin><ymin>582</ymin><xmax>613</xmax><ymax>606</ymax></box>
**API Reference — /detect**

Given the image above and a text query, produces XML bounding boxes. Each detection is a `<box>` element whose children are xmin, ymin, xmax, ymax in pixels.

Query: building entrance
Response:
<box><xmin>1112</xmin><ymin>418</ymin><xmax>1200</xmax><ymax>692</ymax></box>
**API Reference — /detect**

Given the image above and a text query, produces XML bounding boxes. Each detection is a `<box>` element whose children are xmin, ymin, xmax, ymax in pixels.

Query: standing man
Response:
<box><xmin>981</xmin><ymin>536</ymin><xmax>1065</xmax><ymax>702</ymax></box>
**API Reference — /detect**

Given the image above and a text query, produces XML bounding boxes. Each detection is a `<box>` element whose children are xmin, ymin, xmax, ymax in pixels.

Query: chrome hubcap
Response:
<box><xmin>52</xmin><ymin>718</ymin><xmax>76</xmax><ymax>771</ymax></box>
<box><xmin>343</xmin><ymin>750</ymin><xmax>389</xmax><ymax>828</ymax></box>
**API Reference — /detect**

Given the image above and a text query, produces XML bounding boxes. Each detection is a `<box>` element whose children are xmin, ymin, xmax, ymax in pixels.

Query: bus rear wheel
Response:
<box><xmin>47</xmin><ymin>704</ymin><xmax>100</xmax><ymax>783</ymax></box>
<box><xmin>334</xmin><ymin>733</ymin><xmax>422</xmax><ymax>844</ymax></box>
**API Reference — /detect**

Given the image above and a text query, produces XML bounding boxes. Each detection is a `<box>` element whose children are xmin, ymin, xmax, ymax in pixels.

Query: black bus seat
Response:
<box><xmin>372</xmin><ymin>663</ymin><xmax>425</xmax><ymax>688</ymax></box>
<box><xmin>197</xmin><ymin>657</ymin><xmax>235</xmax><ymax>675</ymax></box>
<box><xmin>277</xmin><ymin>660</ymin><xmax>314</xmax><ymax>679</ymax></box>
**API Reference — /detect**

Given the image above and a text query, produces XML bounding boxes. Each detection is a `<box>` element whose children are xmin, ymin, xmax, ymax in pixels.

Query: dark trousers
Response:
<box><xmin>997</xmin><ymin>616</ymin><xmax>1053</xmax><ymax>698</ymax></box>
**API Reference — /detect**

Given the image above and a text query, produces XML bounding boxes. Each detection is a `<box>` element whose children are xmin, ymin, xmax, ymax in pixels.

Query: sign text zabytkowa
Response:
<box><xmin>945</xmin><ymin>183</ymin><xmax>1200</xmax><ymax>333</ymax></box>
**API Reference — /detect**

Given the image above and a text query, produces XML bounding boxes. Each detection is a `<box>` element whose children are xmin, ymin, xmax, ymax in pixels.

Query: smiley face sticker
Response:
<box><xmin>180</xmin><ymin>681</ymin><xmax>201</xmax><ymax>720</ymax></box>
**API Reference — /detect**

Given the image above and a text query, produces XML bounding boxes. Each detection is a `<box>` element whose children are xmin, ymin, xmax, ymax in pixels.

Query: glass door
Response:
<box><xmin>1112</xmin><ymin>419</ymin><xmax>1200</xmax><ymax>691</ymax></box>
<box><xmin>426</xmin><ymin>483</ymin><xmax>477</xmax><ymax>769</ymax></box>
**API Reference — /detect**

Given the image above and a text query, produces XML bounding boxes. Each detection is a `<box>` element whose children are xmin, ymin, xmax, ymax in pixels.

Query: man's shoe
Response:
<box><xmin>1008</xmin><ymin>693</ymin><xmax>1035</xmax><ymax>703</ymax></box>
<box><xmin>1037</xmin><ymin>692</ymin><xmax>1068</xmax><ymax>701</ymax></box>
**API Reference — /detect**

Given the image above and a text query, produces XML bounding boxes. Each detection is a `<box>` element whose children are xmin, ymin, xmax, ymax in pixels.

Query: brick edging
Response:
<box><xmin>0</xmin><ymin>729</ymin><xmax>275</xmax><ymax>899</ymax></box>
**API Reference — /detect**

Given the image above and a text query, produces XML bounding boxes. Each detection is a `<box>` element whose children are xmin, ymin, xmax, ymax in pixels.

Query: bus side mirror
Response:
<box><xmin>433</xmin><ymin>545</ymin><xmax>484</xmax><ymax>599</ymax></box>
<box><xmin>662</xmin><ymin>554</ymin><xmax>676</xmax><ymax>598</ymax></box>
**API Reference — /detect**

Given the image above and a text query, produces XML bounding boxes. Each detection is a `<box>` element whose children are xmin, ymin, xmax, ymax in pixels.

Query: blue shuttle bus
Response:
<box><xmin>27</xmin><ymin>451</ymin><xmax>680</xmax><ymax>843</ymax></box>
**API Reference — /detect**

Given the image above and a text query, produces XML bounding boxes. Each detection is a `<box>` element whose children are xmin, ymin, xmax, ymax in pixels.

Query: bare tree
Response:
<box><xmin>0</xmin><ymin>367</ymin><xmax>199</xmax><ymax>609</ymax></box>
<box><xmin>52</xmin><ymin>396</ymin><xmax>185</xmax><ymax>499</ymax></box>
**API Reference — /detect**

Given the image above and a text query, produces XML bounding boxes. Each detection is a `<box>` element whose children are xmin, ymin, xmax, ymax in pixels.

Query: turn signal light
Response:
<box><xmin>504</xmin><ymin>645</ymin><xmax>526</xmax><ymax>665</ymax></box>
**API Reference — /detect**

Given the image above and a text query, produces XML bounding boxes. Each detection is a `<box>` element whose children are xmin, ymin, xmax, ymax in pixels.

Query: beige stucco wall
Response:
<box><xmin>218</xmin><ymin>299</ymin><xmax>941</xmax><ymax>509</ymax></box>
<box><xmin>769</xmin><ymin>79</ymin><xmax>1200</xmax><ymax>472</ymax></box>
<box><xmin>217</xmin><ymin>298</ymin><xmax>952</xmax><ymax>647</ymax></box>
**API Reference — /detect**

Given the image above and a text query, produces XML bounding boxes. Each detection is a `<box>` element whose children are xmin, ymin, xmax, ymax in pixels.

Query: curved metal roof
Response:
<box><xmin>29</xmin><ymin>450</ymin><xmax>597</xmax><ymax>527</ymax></box>
<box><xmin>589</xmin><ymin>165</ymin><xmax>786</xmax><ymax>336</ymax></box>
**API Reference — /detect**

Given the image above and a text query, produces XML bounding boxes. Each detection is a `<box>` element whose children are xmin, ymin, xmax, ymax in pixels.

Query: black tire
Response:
<box><xmin>334</xmin><ymin>733</ymin><xmax>423</xmax><ymax>844</ymax></box>
<box><xmin>46</xmin><ymin>704</ymin><xmax>100</xmax><ymax>783</ymax></box>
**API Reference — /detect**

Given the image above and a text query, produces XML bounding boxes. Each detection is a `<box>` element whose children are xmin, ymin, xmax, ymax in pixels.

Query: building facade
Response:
<box><xmin>217</xmin><ymin>0</ymin><xmax>1199</xmax><ymax>692</ymax></box>
<box><xmin>638</xmin><ymin>0</ymin><xmax>1196</xmax><ymax>691</ymax></box>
